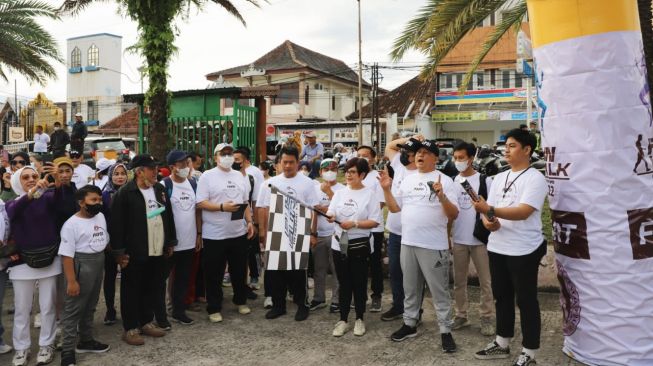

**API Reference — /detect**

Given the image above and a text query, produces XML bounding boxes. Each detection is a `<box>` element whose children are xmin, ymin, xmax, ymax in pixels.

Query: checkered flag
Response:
<box><xmin>264</xmin><ymin>185</ymin><xmax>312</xmax><ymax>270</ymax></box>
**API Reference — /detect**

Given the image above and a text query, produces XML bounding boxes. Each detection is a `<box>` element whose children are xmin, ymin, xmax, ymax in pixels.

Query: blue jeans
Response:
<box><xmin>0</xmin><ymin>269</ymin><xmax>7</xmax><ymax>344</ymax></box>
<box><xmin>387</xmin><ymin>233</ymin><xmax>404</xmax><ymax>312</ymax></box>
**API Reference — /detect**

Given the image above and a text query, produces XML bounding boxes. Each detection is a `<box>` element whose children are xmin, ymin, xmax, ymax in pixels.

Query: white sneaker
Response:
<box><xmin>208</xmin><ymin>312</ymin><xmax>223</xmax><ymax>323</ymax></box>
<box><xmin>263</xmin><ymin>297</ymin><xmax>273</xmax><ymax>309</ymax></box>
<box><xmin>34</xmin><ymin>312</ymin><xmax>42</xmax><ymax>328</ymax></box>
<box><xmin>36</xmin><ymin>345</ymin><xmax>54</xmax><ymax>365</ymax></box>
<box><xmin>12</xmin><ymin>349</ymin><xmax>29</xmax><ymax>366</ymax></box>
<box><xmin>0</xmin><ymin>343</ymin><xmax>13</xmax><ymax>354</ymax></box>
<box><xmin>307</xmin><ymin>277</ymin><xmax>315</xmax><ymax>289</ymax></box>
<box><xmin>238</xmin><ymin>305</ymin><xmax>251</xmax><ymax>315</ymax></box>
<box><xmin>353</xmin><ymin>319</ymin><xmax>366</xmax><ymax>336</ymax></box>
<box><xmin>332</xmin><ymin>321</ymin><xmax>349</xmax><ymax>337</ymax></box>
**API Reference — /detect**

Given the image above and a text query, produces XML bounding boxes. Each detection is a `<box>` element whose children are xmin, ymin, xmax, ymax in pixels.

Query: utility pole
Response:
<box><xmin>357</xmin><ymin>0</ymin><xmax>363</xmax><ymax>146</ymax></box>
<box><xmin>375</xmin><ymin>62</ymin><xmax>380</xmax><ymax>151</ymax></box>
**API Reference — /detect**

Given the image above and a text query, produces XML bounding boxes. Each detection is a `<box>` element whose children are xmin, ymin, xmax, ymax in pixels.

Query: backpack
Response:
<box><xmin>473</xmin><ymin>174</ymin><xmax>491</xmax><ymax>244</ymax></box>
<box><xmin>163</xmin><ymin>176</ymin><xmax>197</xmax><ymax>199</ymax></box>
<box><xmin>247</xmin><ymin>174</ymin><xmax>255</xmax><ymax>203</ymax></box>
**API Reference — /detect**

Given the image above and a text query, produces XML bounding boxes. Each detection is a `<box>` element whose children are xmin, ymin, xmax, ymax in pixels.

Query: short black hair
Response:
<box><xmin>188</xmin><ymin>152</ymin><xmax>201</xmax><ymax>162</ymax></box>
<box><xmin>505</xmin><ymin>128</ymin><xmax>536</xmax><ymax>152</ymax></box>
<box><xmin>343</xmin><ymin>157</ymin><xmax>370</xmax><ymax>177</ymax></box>
<box><xmin>236</xmin><ymin>146</ymin><xmax>251</xmax><ymax>161</ymax></box>
<box><xmin>356</xmin><ymin>145</ymin><xmax>377</xmax><ymax>159</ymax></box>
<box><xmin>279</xmin><ymin>146</ymin><xmax>299</xmax><ymax>161</ymax></box>
<box><xmin>75</xmin><ymin>184</ymin><xmax>102</xmax><ymax>202</ymax></box>
<box><xmin>453</xmin><ymin>141</ymin><xmax>477</xmax><ymax>159</ymax></box>
<box><xmin>53</xmin><ymin>122</ymin><xmax>61</xmax><ymax>126</ymax></box>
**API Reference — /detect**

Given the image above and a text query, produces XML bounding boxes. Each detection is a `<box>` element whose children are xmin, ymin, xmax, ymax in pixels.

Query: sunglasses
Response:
<box><xmin>10</xmin><ymin>160</ymin><xmax>26</xmax><ymax>166</ymax></box>
<box><xmin>20</xmin><ymin>173</ymin><xmax>39</xmax><ymax>180</ymax></box>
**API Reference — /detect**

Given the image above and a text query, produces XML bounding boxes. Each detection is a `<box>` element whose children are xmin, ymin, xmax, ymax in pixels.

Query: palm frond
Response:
<box><xmin>207</xmin><ymin>0</ymin><xmax>265</xmax><ymax>26</ymax></box>
<box><xmin>390</xmin><ymin>0</ymin><xmax>442</xmax><ymax>61</ymax></box>
<box><xmin>459</xmin><ymin>0</ymin><xmax>527</xmax><ymax>93</ymax></box>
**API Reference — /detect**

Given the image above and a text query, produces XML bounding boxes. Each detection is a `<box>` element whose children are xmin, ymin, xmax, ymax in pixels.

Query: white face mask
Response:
<box><xmin>176</xmin><ymin>167</ymin><xmax>190</xmax><ymax>178</ymax></box>
<box><xmin>322</xmin><ymin>171</ymin><xmax>337</xmax><ymax>182</ymax></box>
<box><xmin>218</xmin><ymin>155</ymin><xmax>234</xmax><ymax>169</ymax></box>
<box><xmin>301</xmin><ymin>170</ymin><xmax>310</xmax><ymax>176</ymax></box>
<box><xmin>455</xmin><ymin>160</ymin><xmax>470</xmax><ymax>173</ymax></box>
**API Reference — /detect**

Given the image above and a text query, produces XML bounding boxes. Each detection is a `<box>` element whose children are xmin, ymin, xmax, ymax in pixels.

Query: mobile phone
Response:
<box><xmin>459</xmin><ymin>178</ymin><xmax>480</xmax><ymax>202</ymax></box>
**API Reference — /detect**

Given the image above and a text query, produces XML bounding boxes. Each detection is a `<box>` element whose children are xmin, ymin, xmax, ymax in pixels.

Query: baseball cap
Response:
<box><xmin>53</xmin><ymin>157</ymin><xmax>74</xmax><ymax>169</ymax></box>
<box><xmin>75</xmin><ymin>113</ymin><xmax>83</xmax><ymax>118</ymax></box>
<box><xmin>304</xmin><ymin>131</ymin><xmax>316</xmax><ymax>138</ymax></box>
<box><xmin>166</xmin><ymin>150</ymin><xmax>189</xmax><ymax>165</ymax></box>
<box><xmin>129</xmin><ymin>154</ymin><xmax>159</xmax><ymax>169</ymax></box>
<box><xmin>397</xmin><ymin>137</ymin><xmax>421</xmax><ymax>152</ymax></box>
<box><xmin>96</xmin><ymin>158</ymin><xmax>115</xmax><ymax>173</ymax></box>
<box><xmin>213</xmin><ymin>143</ymin><xmax>233</xmax><ymax>155</ymax></box>
<box><xmin>69</xmin><ymin>150</ymin><xmax>81</xmax><ymax>158</ymax></box>
<box><xmin>419</xmin><ymin>140</ymin><xmax>439</xmax><ymax>155</ymax></box>
<box><xmin>320</xmin><ymin>158</ymin><xmax>338</xmax><ymax>169</ymax></box>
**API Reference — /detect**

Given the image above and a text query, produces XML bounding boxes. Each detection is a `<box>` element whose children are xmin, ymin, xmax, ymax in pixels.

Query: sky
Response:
<box><xmin>0</xmin><ymin>0</ymin><xmax>428</xmax><ymax>106</ymax></box>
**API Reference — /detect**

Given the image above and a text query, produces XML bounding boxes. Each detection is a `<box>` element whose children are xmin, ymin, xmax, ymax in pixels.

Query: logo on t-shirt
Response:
<box><xmin>339</xmin><ymin>199</ymin><xmax>359</xmax><ymax>218</ymax></box>
<box><xmin>223</xmin><ymin>180</ymin><xmax>242</xmax><ymax>199</ymax></box>
<box><xmin>146</xmin><ymin>199</ymin><xmax>158</xmax><ymax>211</ymax></box>
<box><xmin>90</xmin><ymin>224</ymin><xmax>108</xmax><ymax>252</ymax></box>
<box><xmin>411</xmin><ymin>182</ymin><xmax>429</xmax><ymax>201</ymax></box>
<box><xmin>172</xmin><ymin>191</ymin><xmax>194</xmax><ymax>211</ymax></box>
<box><xmin>457</xmin><ymin>190</ymin><xmax>473</xmax><ymax>210</ymax></box>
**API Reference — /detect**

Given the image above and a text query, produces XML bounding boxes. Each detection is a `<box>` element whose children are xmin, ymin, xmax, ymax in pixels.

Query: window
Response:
<box><xmin>467</xmin><ymin>76</ymin><xmax>473</xmax><ymax>90</ymax></box>
<box><xmin>304</xmin><ymin>85</ymin><xmax>310</xmax><ymax>105</ymax></box>
<box><xmin>515</xmin><ymin>73</ymin><xmax>523</xmax><ymax>88</ymax></box>
<box><xmin>445</xmin><ymin>74</ymin><xmax>453</xmax><ymax>89</ymax></box>
<box><xmin>490</xmin><ymin>12</ymin><xmax>496</xmax><ymax>26</ymax></box>
<box><xmin>476</xmin><ymin>72</ymin><xmax>484</xmax><ymax>88</ymax></box>
<box><xmin>502</xmin><ymin>70</ymin><xmax>511</xmax><ymax>88</ymax></box>
<box><xmin>272</xmin><ymin>82</ymin><xmax>299</xmax><ymax>105</ymax></box>
<box><xmin>70</xmin><ymin>101</ymin><xmax>80</xmax><ymax>117</ymax></box>
<box><xmin>87</xmin><ymin>100</ymin><xmax>98</xmax><ymax>121</ymax></box>
<box><xmin>490</xmin><ymin>69</ymin><xmax>496</xmax><ymax>86</ymax></box>
<box><xmin>87</xmin><ymin>44</ymin><xmax>99</xmax><ymax>67</ymax></box>
<box><xmin>71</xmin><ymin>47</ymin><xmax>81</xmax><ymax>68</ymax></box>
<box><xmin>225</xmin><ymin>98</ymin><xmax>252</xmax><ymax>108</ymax></box>
<box><xmin>455</xmin><ymin>74</ymin><xmax>462</xmax><ymax>88</ymax></box>
<box><xmin>331</xmin><ymin>95</ymin><xmax>336</xmax><ymax>111</ymax></box>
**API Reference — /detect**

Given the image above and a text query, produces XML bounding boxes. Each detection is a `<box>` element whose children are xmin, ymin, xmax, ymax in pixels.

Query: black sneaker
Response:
<box><xmin>441</xmin><ymin>333</ymin><xmax>457</xmax><ymax>353</ymax></box>
<box><xmin>381</xmin><ymin>307</ymin><xmax>403</xmax><ymax>321</ymax></box>
<box><xmin>75</xmin><ymin>340</ymin><xmax>110</xmax><ymax>354</ymax></box>
<box><xmin>513</xmin><ymin>352</ymin><xmax>537</xmax><ymax>366</ymax></box>
<box><xmin>295</xmin><ymin>306</ymin><xmax>309</xmax><ymax>321</ymax></box>
<box><xmin>474</xmin><ymin>341</ymin><xmax>511</xmax><ymax>360</ymax></box>
<box><xmin>265</xmin><ymin>308</ymin><xmax>286</xmax><ymax>319</ymax></box>
<box><xmin>171</xmin><ymin>313</ymin><xmax>195</xmax><ymax>325</ymax></box>
<box><xmin>329</xmin><ymin>303</ymin><xmax>340</xmax><ymax>313</ymax></box>
<box><xmin>246</xmin><ymin>288</ymin><xmax>258</xmax><ymax>300</ymax></box>
<box><xmin>309</xmin><ymin>300</ymin><xmax>326</xmax><ymax>311</ymax></box>
<box><xmin>61</xmin><ymin>350</ymin><xmax>76</xmax><ymax>366</ymax></box>
<box><xmin>370</xmin><ymin>297</ymin><xmax>382</xmax><ymax>312</ymax></box>
<box><xmin>390</xmin><ymin>324</ymin><xmax>417</xmax><ymax>342</ymax></box>
<box><xmin>156</xmin><ymin>319</ymin><xmax>172</xmax><ymax>331</ymax></box>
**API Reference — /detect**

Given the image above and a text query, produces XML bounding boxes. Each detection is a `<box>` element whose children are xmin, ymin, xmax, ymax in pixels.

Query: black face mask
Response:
<box><xmin>232</xmin><ymin>162</ymin><xmax>242</xmax><ymax>171</ymax></box>
<box><xmin>400</xmin><ymin>151</ymin><xmax>411</xmax><ymax>166</ymax></box>
<box><xmin>86</xmin><ymin>203</ymin><xmax>103</xmax><ymax>217</ymax></box>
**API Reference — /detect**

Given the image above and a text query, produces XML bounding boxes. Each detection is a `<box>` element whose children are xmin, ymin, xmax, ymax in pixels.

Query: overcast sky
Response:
<box><xmin>0</xmin><ymin>0</ymin><xmax>427</xmax><ymax>105</ymax></box>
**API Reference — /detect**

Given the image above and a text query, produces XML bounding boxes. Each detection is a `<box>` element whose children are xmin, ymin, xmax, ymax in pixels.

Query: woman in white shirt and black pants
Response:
<box><xmin>327</xmin><ymin>157</ymin><xmax>380</xmax><ymax>338</ymax></box>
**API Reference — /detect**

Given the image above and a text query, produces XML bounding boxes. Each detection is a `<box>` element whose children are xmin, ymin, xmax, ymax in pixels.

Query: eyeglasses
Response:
<box><xmin>344</xmin><ymin>169</ymin><xmax>359</xmax><ymax>175</ymax></box>
<box><xmin>10</xmin><ymin>160</ymin><xmax>26</xmax><ymax>166</ymax></box>
<box><xmin>20</xmin><ymin>174</ymin><xmax>39</xmax><ymax>180</ymax></box>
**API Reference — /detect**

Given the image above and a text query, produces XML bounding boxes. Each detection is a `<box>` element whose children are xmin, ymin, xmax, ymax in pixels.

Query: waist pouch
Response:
<box><xmin>20</xmin><ymin>244</ymin><xmax>59</xmax><ymax>268</ymax></box>
<box><xmin>335</xmin><ymin>233</ymin><xmax>370</xmax><ymax>258</ymax></box>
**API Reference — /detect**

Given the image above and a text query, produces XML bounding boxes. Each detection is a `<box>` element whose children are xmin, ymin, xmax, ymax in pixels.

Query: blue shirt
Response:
<box><xmin>300</xmin><ymin>142</ymin><xmax>324</xmax><ymax>161</ymax></box>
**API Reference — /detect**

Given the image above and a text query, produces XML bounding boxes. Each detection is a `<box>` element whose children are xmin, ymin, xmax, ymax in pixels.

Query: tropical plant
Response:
<box><xmin>392</xmin><ymin>0</ymin><xmax>653</xmax><ymax>98</ymax></box>
<box><xmin>0</xmin><ymin>0</ymin><xmax>62</xmax><ymax>85</ymax></box>
<box><xmin>59</xmin><ymin>0</ymin><xmax>262</xmax><ymax>160</ymax></box>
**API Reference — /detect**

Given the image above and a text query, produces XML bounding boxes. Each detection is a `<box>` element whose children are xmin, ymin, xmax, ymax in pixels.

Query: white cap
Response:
<box><xmin>75</xmin><ymin>113</ymin><xmax>83</xmax><ymax>118</ymax></box>
<box><xmin>96</xmin><ymin>158</ymin><xmax>115</xmax><ymax>172</ymax></box>
<box><xmin>214</xmin><ymin>142</ymin><xmax>233</xmax><ymax>155</ymax></box>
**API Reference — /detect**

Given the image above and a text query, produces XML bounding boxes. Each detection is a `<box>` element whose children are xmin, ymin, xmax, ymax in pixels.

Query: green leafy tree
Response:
<box><xmin>0</xmin><ymin>0</ymin><xmax>62</xmax><ymax>85</ymax></box>
<box><xmin>59</xmin><ymin>0</ymin><xmax>261</xmax><ymax>160</ymax></box>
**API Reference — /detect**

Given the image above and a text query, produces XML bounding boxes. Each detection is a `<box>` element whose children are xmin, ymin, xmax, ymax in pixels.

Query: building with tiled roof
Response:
<box><xmin>95</xmin><ymin>106</ymin><xmax>138</xmax><ymax>137</ymax></box>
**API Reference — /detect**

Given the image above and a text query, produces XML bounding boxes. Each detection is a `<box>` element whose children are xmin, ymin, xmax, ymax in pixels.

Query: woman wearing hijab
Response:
<box><xmin>6</xmin><ymin>166</ymin><xmax>65</xmax><ymax>366</ymax></box>
<box><xmin>101</xmin><ymin>162</ymin><xmax>128</xmax><ymax>325</ymax></box>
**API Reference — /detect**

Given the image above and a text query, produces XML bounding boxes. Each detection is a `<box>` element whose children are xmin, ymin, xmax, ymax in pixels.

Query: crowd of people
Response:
<box><xmin>0</xmin><ymin>127</ymin><xmax>547</xmax><ymax>366</ymax></box>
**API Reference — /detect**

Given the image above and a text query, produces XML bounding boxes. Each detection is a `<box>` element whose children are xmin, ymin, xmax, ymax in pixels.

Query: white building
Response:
<box><xmin>66</xmin><ymin>33</ymin><xmax>124</xmax><ymax>129</ymax></box>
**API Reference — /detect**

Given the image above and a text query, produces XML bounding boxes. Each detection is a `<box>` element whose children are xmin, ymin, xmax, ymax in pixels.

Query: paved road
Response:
<box><xmin>0</xmin><ymin>280</ymin><xmax>583</xmax><ymax>366</ymax></box>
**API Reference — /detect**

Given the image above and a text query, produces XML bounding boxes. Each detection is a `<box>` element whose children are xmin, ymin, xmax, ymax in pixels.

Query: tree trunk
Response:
<box><xmin>638</xmin><ymin>0</ymin><xmax>653</xmax><ymax>106</ymax></box>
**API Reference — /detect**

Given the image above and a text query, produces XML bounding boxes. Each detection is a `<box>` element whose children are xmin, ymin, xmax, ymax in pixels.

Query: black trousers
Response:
<box><xmin>333</xmin><ymin>249</ymin><xmax>369</xmax><ymax>321</ymax></box>
<box><xmin>489</xmin><ymin>242</ymin><xmax>546</xmax><ymax>350</ymax></box>
<box><xmin>120</xmin><ymin>256</ymin><xmax>166</xmax><ymax>331</ymax></box>
<box><xmin>203</xmin><ymin>235</ymin><xmax>249</xmax><ymax>314</ymax></box>
<box><xmin>369</xmin><ymin>232</ymin><xmax>384</xmax><ymax>299</ymax></box>
<box><xmin>263</xmin><ymin>269</ymin><xmax>273</xmax><ymax>297</ymax></box>
<box><xmin>154</xmin><ymin>256</ymin><xmax>172</xmax><ymax>323</ymax></box>
<box><xmin>103</xmin><ymin>251</ymin><xmax>118</xmax><ymax>315</ymax></box>
<box><xmin>170</xmin><ymin>248</ymin><xmax>194</xmax><ymax>317</ymax></box>
<box><xmin>247</xmin><ymin>237</ymin><xmax>260</xmax><ymax>280</ymax></box>
<box><xmin>267</xmin><ymin>269</ymin><xmax>308</xmax><ymax>311</ymax></box>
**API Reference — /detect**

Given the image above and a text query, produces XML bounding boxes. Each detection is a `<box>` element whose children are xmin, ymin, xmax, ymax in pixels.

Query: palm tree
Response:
<box><xmin>0</xmin><ymin>0</ymin><xmax>62</xmax><ymax>85</ymax></box>
<box><xmin>59</xmin><ymin>0</ymin><xmax>262</xmax><ymax>160</ymax></box>
<box><xmin>392</xmin><ymin>0</ymin><xmax>653</xmax><ymax>99</ymax></box>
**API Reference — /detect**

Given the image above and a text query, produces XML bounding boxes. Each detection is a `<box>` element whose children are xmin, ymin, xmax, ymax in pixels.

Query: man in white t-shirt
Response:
<box><xmin>162</xmin><ymin>150</ymin><xmax>201</xmax><ymax>326</ymax></box>
<box><xmin>381</xmin><ymin>136</ymin><xmax>420</xmax><ymax>321</ymax></box>
<box><xmin>308</xmin><ymin>159</ymin><xmax>343</xmax><ymax>312</ymax></box>
<box><xmin>471</xmin><ymin>129</ymin><xmax>547</xmax><ymax>366</ymax></box>
<box><xmin>257</xmin><ymin>146</ymin><xmax>320</xmax><ymax>321</ymax></box>
<box><xmin>33</xmin><ymin>125</ymin><xmax>50</xmax><ymax>154</ymax></box>
<box><xmin>451</xmin><ymin>142</ymin><xmax>495</xmax><ymax>336</ymax></box>
<box><xmin>356</xmin><ymin>145</ymin><xmax>385</xmax><ymax>312</ymax></box>
<box><xmin>380</xmin><ymin>139</ymin><xmax>459</xmax><ymax>353</ymax></box>
<box><xmin>70</xmin><ymin>150</ymin><xmax>94</xmax><ymax>189</ymax></box>
<box><xmin>197</xmin><ymin>143</ymin><xmax>255</xmax><ymax>324</ymax></box>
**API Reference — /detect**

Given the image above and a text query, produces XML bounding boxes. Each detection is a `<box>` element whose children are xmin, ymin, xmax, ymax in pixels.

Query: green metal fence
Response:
<box><xmin>138</xmin><ymin>102</ymin><xmax>258</xmax><ymax>169</ymax></box>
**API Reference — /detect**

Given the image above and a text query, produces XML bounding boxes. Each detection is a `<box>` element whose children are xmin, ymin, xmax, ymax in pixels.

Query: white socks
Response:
<box><xmin>495</xmin><ymin>336</ymin><xmax>511</xmax><ymax>348</ymax></box>
<box><xmin>522</xmin><ymin>347</ymin><xmax>536</xmax><ymax>358</ymax></box>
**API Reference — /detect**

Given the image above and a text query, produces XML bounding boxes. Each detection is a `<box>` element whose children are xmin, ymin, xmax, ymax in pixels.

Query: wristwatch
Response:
<box><xmin>487</xmin><ymin>206</ymin><xmax>496</xmax><ymax>220</ymax></box>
